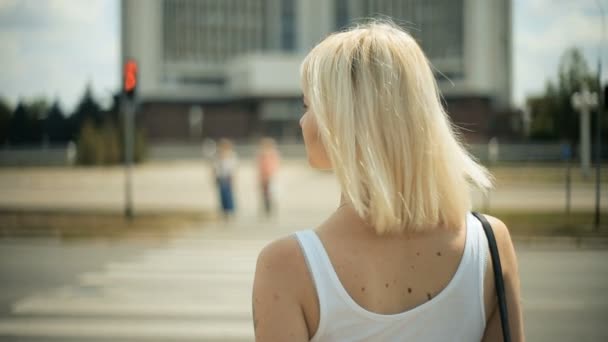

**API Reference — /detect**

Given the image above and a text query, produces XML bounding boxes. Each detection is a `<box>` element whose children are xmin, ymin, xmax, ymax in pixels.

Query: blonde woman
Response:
<box><xmin>252</xmin><ymin>22</ymin><xmax>524</xmax><ymax>341</ymax></box>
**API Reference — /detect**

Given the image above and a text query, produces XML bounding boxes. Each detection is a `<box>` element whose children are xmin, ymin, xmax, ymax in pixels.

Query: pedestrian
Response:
<box><xmin>213</xmin><ymin>138</ymin><xmax>237</xmax><ymax>219</ymax></box>
<box><xmin>202</xmin><ymin>138</ymin><xmax>217</xmax><ymax>162</ymax></box>
<box><xmin>488</xmin><ymin>137</ymin><xmax>500</xmax><ymax>165</ymax></box>
<box><xmin>252</xmin><ymin>21</ymin><xmax>523</xmax><ymax>341</ymax></box>
<box><xmin>257</xmin><ymin>137</ymin><xmax>280</xmax><ymax>216</ymax></box>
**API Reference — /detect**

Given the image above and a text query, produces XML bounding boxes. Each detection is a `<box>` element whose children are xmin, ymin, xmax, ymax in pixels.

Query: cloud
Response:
<box><xmin>1</xmin><ymin>0</ymin><xmax>605</xmax><ymax>111</ymax></box>
<box><xmin>47</xmin><ymin>0</ymin><xmax>107</xmax><ymax>25</ymax></box>
<box><xmin>0</xmin><ymin>0</ymin><xmax>119</xmax><ymax>111</ymax></box>
<box><xmin>0</xmin><ymin>0</ymin><xmax>107</xmax><ymax>30</ymax></box>
<box><xmin>513</xmin><ymin>0</ymin><xmax>608</xmax><ymax>106</ymax></box>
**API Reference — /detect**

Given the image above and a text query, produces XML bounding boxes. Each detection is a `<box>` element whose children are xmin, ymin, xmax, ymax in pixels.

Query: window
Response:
<box><xmin>280</xmin><ymin>0</ymin><xmax>296</xmax><ymax>51</ymax></box>
<box><xmin>162</xmin><ymin>0</ymin><xmax>267</xmax><ymax>63</ymax></box>
<box><xmin>335</xmin><ymin>0</ymin><xmax>349</xmax><ymax>30</ymax></box>
<box><xmin>357</xmin><ymin>0</ymin><xmax>464</xmax><ymax>76</ymax></box>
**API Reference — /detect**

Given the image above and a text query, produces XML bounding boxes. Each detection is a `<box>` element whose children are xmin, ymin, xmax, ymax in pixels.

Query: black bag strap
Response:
<box><xmin>471</xmin><ymin>212</ymin><xmax>512</xmax><ymax>342</ymax></box>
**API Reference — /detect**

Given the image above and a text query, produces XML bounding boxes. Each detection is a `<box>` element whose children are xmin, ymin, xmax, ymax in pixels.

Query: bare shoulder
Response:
<box><xmin>479</xmin><ymin>216</ymin><xmax>525</xmax><ymax>340</ymax></box>
<box><xmin>254</xmin><ymin>235</ymin><xmax>309</xmax><ymax>293</ymax></box>
<box><xmin>257</xmin><ymin>235</ymin><xmax>305</xmax><ymax>274</ymax></box>
<box><xmin>480</xmin><ymin>214</ymin><xmax>518</xmax><ymax>273</ymax></box>
<box><xmin>253</xmin><ymin>235</ymin><xmax>312</xmax><ymax>341</ymax></box>
<box><xmin>482</xmin><ymin>215</ymin><xmax>510</xmax><ymax>239</ymax></box>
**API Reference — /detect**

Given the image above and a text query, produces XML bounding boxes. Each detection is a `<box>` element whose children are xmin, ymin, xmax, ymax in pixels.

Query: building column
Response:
<box><xmin>296</xmin><ymin>0</ymin><xmax>334</xmax><ymax>52</ymax></box>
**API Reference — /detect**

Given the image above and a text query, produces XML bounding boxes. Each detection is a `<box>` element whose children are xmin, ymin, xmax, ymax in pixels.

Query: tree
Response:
<box><xmin>6</xmin><ymin>98</ymin><xmax>51</xmax><ymax>146</ymax></box>
<box><xmin>0</xmin><ymin>98</ymin><xmax>10</xmax><ymax>145</ymax></box>
<box><xmin>70</xmin><ymin>85</ymin><xmax>103</xmax><ymax>140</ymax></box>
<box><xmin>72</xmin><ymin>87</ymin><xmax>147</xmax><ymax>165</ymax></box>
<box><xmin>527</xmin><ymin>47</ymin><xmax>602</xmax><ymax>142</ymax></box>
<box><xmin>44</xmin><ymin>101</ymin><xmax>71</xmax><ymax>144</ymax></box>
<box><xmin>24</xmin><ymin>98</ymin><xmax>47</xmax><ymax>144</ymax></box>
<box><xmin>7</xmin><ymin>102</ymin><xmax>29</xmax><ymax>145</ymax></box>
<box><xmin>558</xmin><ymin>48</ymin><xmax>596</xmax><ymax>96</ymax></box>
<box><xmin>555</xmin><ymin>48</ymin><xmax>599</xmax><ymax>143</ymax></box>
<box><xmin>76</xmin><ymin>118</ymin><xmax>102</xmax><ymax>165</ymax></box>
<box><xmin>527</xmin><ymin>82</ymin><xmax>560</xmax><ymax>140</ymax></box>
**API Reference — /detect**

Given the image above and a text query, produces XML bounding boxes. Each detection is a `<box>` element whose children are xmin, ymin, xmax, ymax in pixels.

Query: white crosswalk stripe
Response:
<box><xmin>0</xmin><ymin>228</ymin><xmax>277</xmax><ymax>341</ymax></box>
<box><xmin>0</xmin><ymin>318</ymin><xmax>253</xmax><ymax>340</ymax></box>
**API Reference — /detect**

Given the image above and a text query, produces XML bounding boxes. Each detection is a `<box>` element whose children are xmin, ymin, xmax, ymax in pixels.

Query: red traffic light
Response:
<box><xmin>124</xmin><ymin>59</ymin><xmax>138</xmax><ymax>95</ymax></box>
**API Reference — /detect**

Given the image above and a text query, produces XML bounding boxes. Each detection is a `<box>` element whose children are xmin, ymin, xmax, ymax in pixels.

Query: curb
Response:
<box><xmin>513</xmin><ymin>235</ymin><xmax>608</xmax><ymax>249</ymax></box>
<box><xmin>2</xmin><ymin>209</ymin><xmax>608</xmax><ymax>249</ymax></box>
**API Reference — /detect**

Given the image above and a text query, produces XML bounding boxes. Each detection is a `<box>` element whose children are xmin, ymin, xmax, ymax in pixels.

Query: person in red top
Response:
<box><xmin>257</xmin><ymin>137</ymin><xmax>280</xmax><ymax>216</ymax></box>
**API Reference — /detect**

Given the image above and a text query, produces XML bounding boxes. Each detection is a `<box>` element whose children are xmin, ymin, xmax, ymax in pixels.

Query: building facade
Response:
<box><xmin>122</xmin><ymin>0</ymin><xmax>512</xmax><ymax>143</ymax></box>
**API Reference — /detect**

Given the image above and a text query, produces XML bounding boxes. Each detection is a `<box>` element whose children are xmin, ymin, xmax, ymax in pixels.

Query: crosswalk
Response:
<box><xmin>0</xmin><ymin>220</ymin><xmax>293</xmax><ymax>341</ymax></box>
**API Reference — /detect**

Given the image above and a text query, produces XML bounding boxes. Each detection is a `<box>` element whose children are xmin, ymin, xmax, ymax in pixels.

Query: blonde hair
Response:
<box><xmin>300</xmin><ymin>21</ymin><xmax>492</xmax><ymax>234</ymax></box>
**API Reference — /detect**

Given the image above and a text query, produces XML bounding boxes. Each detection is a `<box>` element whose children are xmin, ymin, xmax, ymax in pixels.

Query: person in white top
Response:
<box><xmin>252</xmin><ymin>21</ymin><xmax>524</xmax><ymax>342</ymax></box>
<box><xmin>213</xmin><ymin>138</ymin><xmax>238</xmax><ymax>218</ymax></box>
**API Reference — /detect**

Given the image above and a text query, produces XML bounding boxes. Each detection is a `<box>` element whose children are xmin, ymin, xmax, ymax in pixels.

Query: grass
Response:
<box><xmin>488</xmin><ymin>163</ymin><xmax>608</xmax><ymax>185</ymax></box>
<box><xmin>486</xmin><ymin>209</ymin><xmax>608</xmax><ymax>237</ymax></box>
<box><xmin>2</xmin><ymin>209</ymin><xmax>608</xmax><ymax>239</ymax></box>
<box><xmin>0</xmin><ymin>210</ymin><xmax>215</xmax><ymax>240</ymax></box>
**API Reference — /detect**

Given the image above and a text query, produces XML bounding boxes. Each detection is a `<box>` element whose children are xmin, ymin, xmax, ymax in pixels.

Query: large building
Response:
<box><xmin>122</xmin><ymin>0</ymin><xmax>512</xmax><ymax>143</ymax></box>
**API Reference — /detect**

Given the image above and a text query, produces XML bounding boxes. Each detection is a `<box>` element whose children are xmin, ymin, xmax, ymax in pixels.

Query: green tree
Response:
<box><xmin>70</xmin><ymin>85</ymin><xmax>103</xmax><ymax>140</ymax></box>
<box><xmin>74</xmin><ymin>89</ymin><xmax>147</xmax><ymax>166</ymax></box>
<box><xmin>528</xmin><ymin>47</ymin><xmax>602</xmax><ymax>142</ymax></box>
<box><xmin>8</xmin><ymin>102</ymin><xmax>29</xmax><ymax>145</ymax></box>
<box><xmin>100</xmin><ymin>121</ymin><xmax>121</xmax><ymax>164</ymax></box>
<box><xmin>76</xmin><ymin>119</ymin><xmax>103</xmax><ymax>165</ymax></box>
<box><xmin>556</xmin><ymin>48</ymin><xmax>599</xmax><ymax>143</ymax></box>
<box><xmin>527</xmin><ymin>82</ymin><xmax>559</xmax><ymax>140</ymax></box>
<box><xmin>44</xmin><ymin>101</ymin><xmax>71</xmax><ymax>143</ymax></box>
<box><xmin>7</xmin><ymin>99</ymin><xmax>49</xmax><ymax>145</ymax></box>
<box><xmin>0</xmin><ymin>98</ymin><xmax>11</xmax><ymax>145</ymax></box>
<box><xmin>76</xmin><ymin>116</ymin><xmax>147</xmax><ymax>166</ymax></box>
<box><xmin>25</xmin><ymin>98</ymin><xmax>48</xmax><ymax>144</ymax></box>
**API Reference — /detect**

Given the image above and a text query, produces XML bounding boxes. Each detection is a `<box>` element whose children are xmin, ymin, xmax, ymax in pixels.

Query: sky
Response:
<box><xmin>0</xmin><ymin>0</ymin><xmax>119</xmax><ymax>111</ymax></box>
<box><xmin>0</xmin><ymin>0</ymin><xmax>606</xmax><ymax>112</ymax></box>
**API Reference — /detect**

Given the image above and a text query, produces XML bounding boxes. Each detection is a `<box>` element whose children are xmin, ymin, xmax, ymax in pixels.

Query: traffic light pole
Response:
<box><xmin>595</xmin><ymin>60</ymin><xmax>602</xmax><ymax>230</ymax></box>
<box><xmin>122</xmin><ymin>58</ymin><xmax>138</xmax><ymax>220</ymax></box>
<box><xmin>123</xmin><ymin>95</ymin><xmax>134</xmax><ymax>220</ymax></box>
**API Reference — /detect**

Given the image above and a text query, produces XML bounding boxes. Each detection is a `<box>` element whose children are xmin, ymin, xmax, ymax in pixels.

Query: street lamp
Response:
<box><xmin>571</xmin><ymin>85</ymin><xmax>598</xmax><ymax>179</ymax></box>
<box><xmin>593</xmin><ymin>0</ymin><xmax>606</xmax><ymax>230</ymax></box>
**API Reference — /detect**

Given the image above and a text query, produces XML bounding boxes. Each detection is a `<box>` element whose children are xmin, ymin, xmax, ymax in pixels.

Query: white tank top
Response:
<box><xmin>294</xmin><ymin>212</ymin><xmax>489</xmax><ymax>342</ymax></box>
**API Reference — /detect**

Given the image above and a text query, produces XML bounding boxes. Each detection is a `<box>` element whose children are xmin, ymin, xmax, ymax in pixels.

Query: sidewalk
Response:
<box><xmin>1</xmin><ymin>160</ymin><xmax>607</xmax><ymax>243</ymax></box>
<box><xmin>1</xmin><ymin>160</ymin><xmax>606</xmax><ymax>213</ymax></box>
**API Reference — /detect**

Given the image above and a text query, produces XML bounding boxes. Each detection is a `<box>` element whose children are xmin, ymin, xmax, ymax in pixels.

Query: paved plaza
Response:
<box><xmin>0</xmin><ymin>160</ymin><xmax>607</xmax><ymax>216</ymax></box>
<box><xmin>0</xmin><ymin>161</ymin><xmax>607</xmax><ymax>341</ymax></box>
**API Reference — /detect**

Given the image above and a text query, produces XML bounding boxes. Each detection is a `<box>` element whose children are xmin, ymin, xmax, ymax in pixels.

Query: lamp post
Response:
<box><xmin>571</xmin><ymin>85</ymin><xmax>598</xmax><ymax>179</ymax></box>
<box><xmin>592</xmin><ymin>0</ymin><xmax>606</xmax><ymax>230</ymax></box>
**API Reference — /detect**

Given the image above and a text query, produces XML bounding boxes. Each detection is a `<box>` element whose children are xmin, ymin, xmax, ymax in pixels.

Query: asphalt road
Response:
<box><xmin>0</xmin><ymin>232</ymin><xmax>607</xmax><ymax>341</ymax></box>
<box><xmin>0</xmin><ymin>237</ymin><xmax>165</xmax><ymax>317</ymax></box>
<box><xmin>519</xmin><ymin>247</ymin><xmax>608</xmax><ymax>342</ymax></box>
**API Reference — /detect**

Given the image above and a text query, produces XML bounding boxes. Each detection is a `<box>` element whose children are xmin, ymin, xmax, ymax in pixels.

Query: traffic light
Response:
<box><xmin>124</xmin><ymin>59</ymin><xmax>138</xmax><ymax>100</ymax></box>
